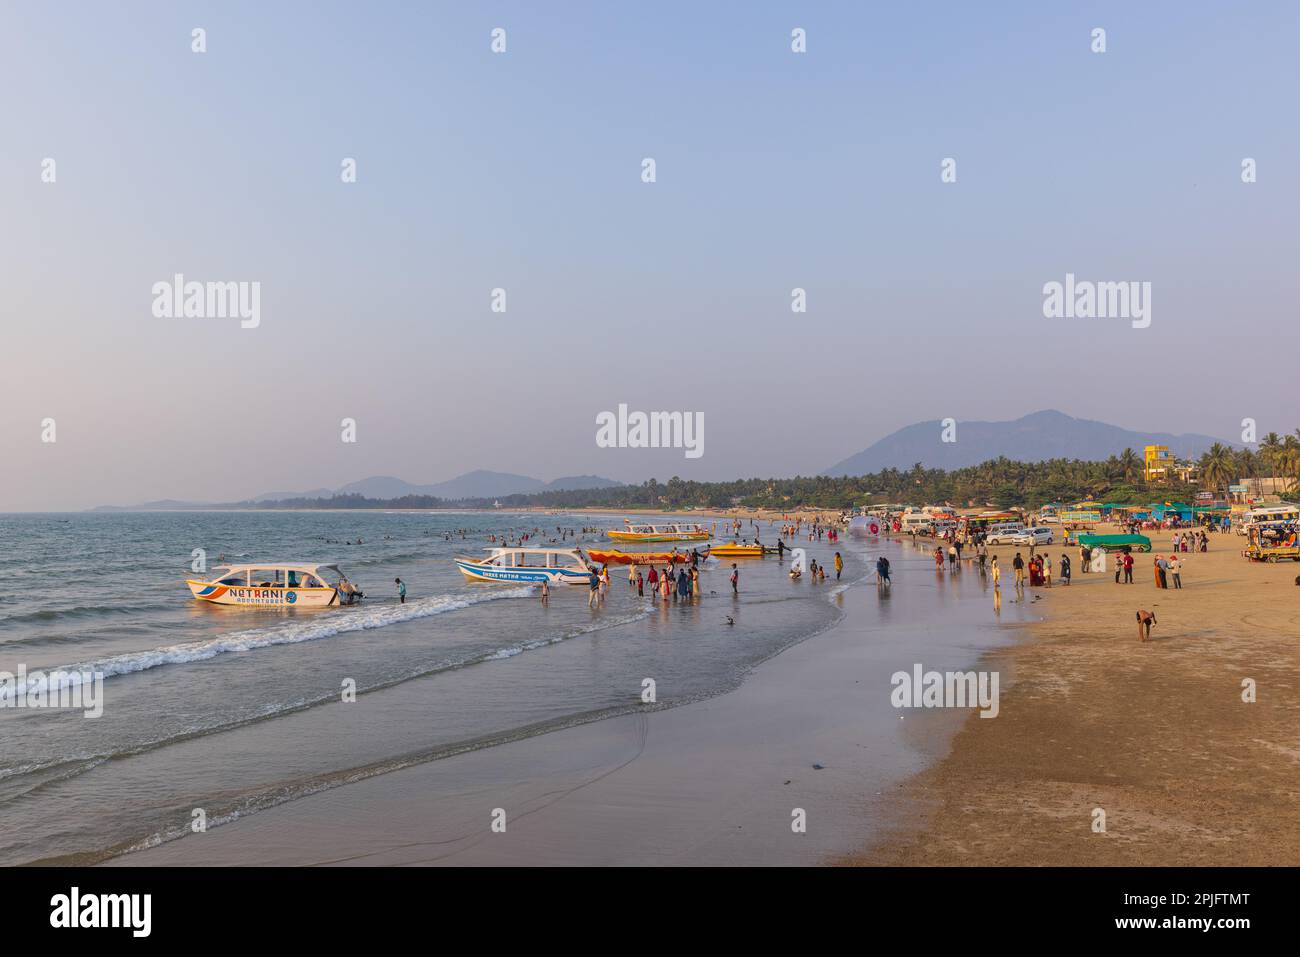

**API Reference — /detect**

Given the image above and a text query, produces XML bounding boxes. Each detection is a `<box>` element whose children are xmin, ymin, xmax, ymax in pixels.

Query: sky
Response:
<box><xmin>2</xmin><ymin>1</ymin><xmax>1298</xmax><ymax>510</ymax></box>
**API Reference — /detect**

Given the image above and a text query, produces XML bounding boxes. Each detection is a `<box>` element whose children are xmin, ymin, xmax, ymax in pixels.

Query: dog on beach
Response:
<box><xmin>1136</xmin><ymin>609</ymin><xmax>1157</xmax><ymax>642</ymax></box>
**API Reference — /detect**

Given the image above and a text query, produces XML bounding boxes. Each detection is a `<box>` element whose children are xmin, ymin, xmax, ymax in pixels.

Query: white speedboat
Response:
<box><xmin>455</xmin><ymin>547</ymin><xmax>593</xmax><ymax>584</ymax></box>
<box><xmin>186</xmin><ymin>563</ymin><xmax>363</xmax><ymax>607</ymax></box>
<box><xmin>606</xmin><ymin>521</ymin><xmax>711</xmax><ymax>543</ymax></box>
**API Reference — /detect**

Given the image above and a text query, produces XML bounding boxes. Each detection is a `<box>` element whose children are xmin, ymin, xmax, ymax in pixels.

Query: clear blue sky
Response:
<box><xmin>3</xmin><ymin>1</ymin><xmax>1297</xmax><ymax>509</ymax></box>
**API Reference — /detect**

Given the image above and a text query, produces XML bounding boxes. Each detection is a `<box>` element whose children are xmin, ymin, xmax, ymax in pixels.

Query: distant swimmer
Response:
<box><xmin>724</xmin><ymin>616</ymin><xmax>735</xmax><ymax>626</ymax></box>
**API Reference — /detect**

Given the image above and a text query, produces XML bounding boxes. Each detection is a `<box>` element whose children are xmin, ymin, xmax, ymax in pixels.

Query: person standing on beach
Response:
<box><xmin>636</xmin><ymin>571</ymin><xmax>644</xmax><ymax>597</ymax></box>
<box><xmin>991</xmin><ymin>555</ymin><xmax>1001</xmax><ymax>587</ymax></box>
<box><xmin>629</xmin><ymin>564</ymin><xmax>637</xmax><ymax>586</ymax></box>
<box><xmin>588</xmin><ymin>568</ymin><xmax>600</xmax><ymax>608</ymax></box>
<box><xmin>834</xmin><ymin>552</ymin><xmax>843</xmax><ymax>579</ymax></box>
<box><xmin>1155</xmin><ymin>556</ymin><xmax>1168</xmax><ymax>589</ymax></box>
<box><xmin>1123</xmin><ymin>550</ymin><xmax>1134</xmax><ymax>584</ymax></box>
<box><xmin>395</xmin><ymin>578</ymin><xmax>406</xmax><ymax>604</ymax></box>
<box><xmin>948</xmin><ymin>543</ymin><xmax>958</xmax><ymax>571</ymax></box>
<box><xmin>647</xmin><ymin>566</ymin><xmax>659</xmax><ymax>595</ymax></box>
<box><xmin>730</xmin><ymin>563</ymin><xmax>739</xmax><ymax>594</ymax></box>
<box><xmin>1169</xmin><ymin>555</ymin><xmax>1182</xmax><ymax>589</ymax></box>
<box><xmin>1114</xmin><ymin>550</ymin><xmax>1123</xmax><ymax>584</ymax></box>
<box><xmin>1081</xmin><ymin>543</ymin><xmax>1091</xmax><ymax>574</ymax></box>
<box><xmin>1012</xmin><ymin>552</ymin><xmax>1025</xmax><ymax>585</ymax></box>
<box><xmin>1059</xmin><ymin>554</ymin><xmax>1071</xmax><ymax>584</ymax></box>
<box><xmin>541</xmin><ymin>580</ymin><xmax>549</xmax><ymax>605</ymax></box>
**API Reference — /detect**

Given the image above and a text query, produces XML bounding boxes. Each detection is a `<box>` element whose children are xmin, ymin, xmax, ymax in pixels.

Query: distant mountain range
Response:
<box><xmin>92</xmin><ymin>471</ymin><xmax>623</xmax><ymax>510</ymax></box>
<box><xmin>824</xmin><ymin>410</ymin><xmax>1237</xmax><ymax>476</ymax></box>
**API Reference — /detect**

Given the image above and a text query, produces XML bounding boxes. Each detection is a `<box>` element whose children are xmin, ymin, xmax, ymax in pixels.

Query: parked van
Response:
<box><xmin>901</xmin><ymin>513</ymin><xmax>934</xmax><ymax>533</ymax></box>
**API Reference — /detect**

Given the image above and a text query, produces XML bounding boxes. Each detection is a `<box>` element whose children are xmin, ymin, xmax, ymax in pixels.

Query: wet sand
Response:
<box><xmin>852</xmin><ymin>529</ymin><xmax>1300</xmax><ymax>866</ymax></box>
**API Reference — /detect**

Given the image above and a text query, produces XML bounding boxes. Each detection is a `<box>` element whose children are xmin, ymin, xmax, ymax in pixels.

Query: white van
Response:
<box><xmin>901</xmin><ymin>513</ymin><xmax>934</xmax><ymax>533</ymax></box>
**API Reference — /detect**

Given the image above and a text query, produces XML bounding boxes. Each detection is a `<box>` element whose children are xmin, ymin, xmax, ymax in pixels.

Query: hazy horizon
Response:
<box><xmin>5</xmin><ymin>2</ymin><xmax>1298</xmax><ymax>510</ymax></box>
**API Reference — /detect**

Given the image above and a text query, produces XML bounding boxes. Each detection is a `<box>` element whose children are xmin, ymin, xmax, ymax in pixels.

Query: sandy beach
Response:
<box><xmin>854</xmin><ymin>526</ymin><xmax>1300</xmax><ymax>866</ymax></box>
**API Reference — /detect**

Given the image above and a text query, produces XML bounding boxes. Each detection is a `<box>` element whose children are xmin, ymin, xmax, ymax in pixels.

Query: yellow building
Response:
<box><xmin>1144</xmin><ymin>444</ymin><xmax>1174</xmax><ymax>483</ymax></box>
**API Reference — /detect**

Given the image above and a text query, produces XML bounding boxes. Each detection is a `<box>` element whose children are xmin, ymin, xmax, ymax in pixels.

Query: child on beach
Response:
<box><xmin>834</xmin><ymin>552</ymin><xmax>843</xmax><ymax>579</ymax></box>
<box><xmin>395</xmin><ymin>578</ymin><xmax>406</xmax><ymax>604</ymax></box>
<box><xmin>636</xmin><ymin>571</ymin><xmax>644</xmax><ymax>597</ymax></box>
<box><xmin>541</xmin><ymin>580</ymin><xmax>549</xmax><ymax>604</ymax></box>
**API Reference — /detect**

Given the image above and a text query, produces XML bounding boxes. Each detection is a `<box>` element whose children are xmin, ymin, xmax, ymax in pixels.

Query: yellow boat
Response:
<box><xmin>606</xmin><ymin>521</ymin><xmax>711</xmax><ymax>543</ymax></box>
<box><xmin>708</xmin><ymin>543</ymin><xmax>766</xmax><ymax>558</ymax></box>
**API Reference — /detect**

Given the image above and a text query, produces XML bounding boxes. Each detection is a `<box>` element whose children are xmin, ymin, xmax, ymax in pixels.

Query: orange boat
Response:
<box><xmin>587</xmin><ymin>548</ymin><xmax>701</xmax><ymax>565</ymax></box>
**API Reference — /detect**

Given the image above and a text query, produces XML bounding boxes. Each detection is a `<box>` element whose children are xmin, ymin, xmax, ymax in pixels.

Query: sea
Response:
<box><xmin>0</xmin><ymin>511</ymin><xmax>1029</xmax><ymax>865</ymax></box>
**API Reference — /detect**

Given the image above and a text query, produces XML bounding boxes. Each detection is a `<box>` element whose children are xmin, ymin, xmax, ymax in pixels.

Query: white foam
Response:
<box><xmin>1</xmin><ymin>587</ymin><xmax>535</xmax><ymax>696</ymax></box>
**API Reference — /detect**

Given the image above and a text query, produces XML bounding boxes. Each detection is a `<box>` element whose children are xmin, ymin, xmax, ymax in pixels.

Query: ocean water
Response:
<box><xmin>0</xmin><ymin>510</ymin><xmax>882</xmax><ymax>865</ymax></box>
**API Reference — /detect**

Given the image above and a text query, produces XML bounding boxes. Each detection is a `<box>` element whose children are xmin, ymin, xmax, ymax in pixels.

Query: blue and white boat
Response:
<box><xmin>455</xmin><ymin>547</ymin><xmax>594</xmax><ymax>585</ymax></box>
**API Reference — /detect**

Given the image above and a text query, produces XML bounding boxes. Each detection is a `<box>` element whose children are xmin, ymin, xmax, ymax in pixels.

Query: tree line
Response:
<box><xmin>249</xmin><ymin>433</ymin><xmax>1300</xmax><ymax>512</ymax></box>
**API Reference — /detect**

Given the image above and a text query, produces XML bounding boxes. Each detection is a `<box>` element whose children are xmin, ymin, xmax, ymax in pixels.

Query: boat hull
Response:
<box><xmin>455</xmin><ymin>560</ymin><xmax>590</xmax><ymax>585</ymax></box>
<box><xmin>606</xmin><ymin>531</ymin><xmax>710</xmax><ymax>543</ymax></box>
<box><xmin>708</xmin><ymin>545</ymin><xmax>766</xmax><ymax>558</ymax></box>
<box><xmin>186</xmin><ymin>581</ymin><xmax>339</xmax><ymax>607</ymax></box>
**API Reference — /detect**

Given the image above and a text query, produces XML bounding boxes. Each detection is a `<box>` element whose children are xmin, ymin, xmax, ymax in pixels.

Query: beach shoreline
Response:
<box><xmin>847</xmin><ymin>527</ymin><xmax>1300</xmax><ymax>866</ymax></box>
<box><xmin>106</xmin><ymin>537</ymin><xmax>1016</xmax><ymax>867</ymax></box>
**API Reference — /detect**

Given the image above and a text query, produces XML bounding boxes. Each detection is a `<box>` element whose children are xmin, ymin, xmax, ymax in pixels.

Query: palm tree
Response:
<box><xmin>1118</xmin><ymin>448</ymin><xmax>1143</xmax><ymax>485</ymax></box>
<box><xmin>1200</xmin><ymin>443</ymin><xmax>1236</xmax><ymax>500</ymax></box>
<box><xmin>1259</xmin><ymin>432</ymin><xmax>1284</xmax><ymax>477</ymax></box>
